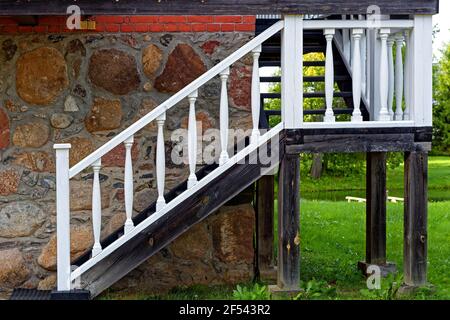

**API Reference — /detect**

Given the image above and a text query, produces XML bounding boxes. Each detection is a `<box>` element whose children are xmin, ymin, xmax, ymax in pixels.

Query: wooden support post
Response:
<box><xmin>358</xmin><ymin>152</ymin><xmax>396</xmax><ymax>276</ymax></box>
<box><xmin>402</xmin><ymin>151</ymin><xmax>428</xmax><ymax>290</ymax></box>
<box><xmin>255</xmin><ymin>175</ymin><xmax>276</xmax><ymax>281</ymax></box>
<box><xmin>270</xmin><ymin>153</ymin><xmax>300</xmax><ymax>294</ymax></box>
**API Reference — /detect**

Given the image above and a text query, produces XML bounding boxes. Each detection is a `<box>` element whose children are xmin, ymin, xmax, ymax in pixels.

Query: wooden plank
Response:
<box><xmin>255</xmin><ymin>175</ymin><xmax>275</xmax><ymax>276</ymax></box>
<box><xmin>0</xmin><ymin>0</ymin><xmax>439</xmax><ymax>15</ymax></box>
<box><xmin>77</xmin><ymin>135</ymin><xmax>284</xmax><ymax>298</ymax></box>
<box><xmin>365</xmin><ymin>152</ymin><xmax>387</xmax><ymax>265</ymax></box>
<box><xmin>404</xmin><ymin>151</ymin><xmax>428</xmax><ymax>286</ymax></box>
<box><xmin>277</xmin><ymin>153</ymin><xmax>300</xmax><ymax>290</ymax></box>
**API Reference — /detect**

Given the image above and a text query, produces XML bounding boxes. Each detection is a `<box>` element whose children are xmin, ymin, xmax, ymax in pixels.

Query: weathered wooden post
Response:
<box><xmin>358</xmin><ymin>152</ymin><xmax>396</xmax><ymax>275</ymax></box>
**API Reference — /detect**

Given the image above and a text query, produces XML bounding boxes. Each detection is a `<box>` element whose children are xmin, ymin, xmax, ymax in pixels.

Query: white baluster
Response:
<box><xmin>123</xmin><ymin>135</ymin><xmax>134</xmax><ymax>234</ymax></box>
<box><xmin>361</xmin><ymin>29</ymin><xmax>367</xmax><ymax>97</ymax></box>
<box><xmin>187</xmin><ymin>90</ymin><xmax>198</xmax><ymax>188</ymax></box>
<box><xmin>395</xmin><ymin>33</ymin><xmax>405</xmax><ymax>121</ymax></box>
<box><xmin>403</xmin><ymin>30</ymin><xmax>411</xmax><ymax>121</ymax></box>
<box><xmin>54</xmin><ymin>143</ymin><xmax>71</xmax><ymax>291</ymax></box>
<box><xmin>324</xmin><ymin>29</ymin><xmax>335</xmax><ymax>123</ymax></box>
<box><xmin>377</xmin><ymin>28</ymin><xmax>391</xmax><ymax>121</ymax></box>
<box><xmin>219</xmin><ymin>68</ymin><xmax>230</xmax><ymax>166</ymax></box>
<box><xmin>91</xmin><ymin>159</ymin><xmax>102</xmax><ymax>257</ymax></box>
<box><xmin>387</xmin><ymin>37</ymin><xmax>395</xmax><ymax>120</ymax></box>
<box><xmin>156</xmin><ymin>113</ymin><xmax>166</xmax><ymax>211</ymax></box>
<box><xmin>351</xmin><ymin>29</ymin><xmax>364</xmax><ymax>122</ymax></box>
<box><xmin>251</xmin><ymin>45</ymin><xmax>262</xmax><ymax>145</ymax></box>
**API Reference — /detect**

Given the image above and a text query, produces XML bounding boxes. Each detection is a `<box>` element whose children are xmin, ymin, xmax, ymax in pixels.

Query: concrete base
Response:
<box><xmin>268</xmin><ymin>285</ymin><xmax>302</xmax><ymax>299</ymax></box>
<box><xmin>396</xmin><ymin>283</ymin><xmax>435</xmax><ymax>297</ymax></box>
<box><xmin>357</xmin><ymin>261</ymin><xmax>397</xmax><ymax>277</ymax></box>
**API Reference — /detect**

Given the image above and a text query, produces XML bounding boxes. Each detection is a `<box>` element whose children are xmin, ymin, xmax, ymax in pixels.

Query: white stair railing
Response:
<box><xmin>54</xmin><ymin>20</ymin><xmax>285</xmax><ymax>291</ymax></box>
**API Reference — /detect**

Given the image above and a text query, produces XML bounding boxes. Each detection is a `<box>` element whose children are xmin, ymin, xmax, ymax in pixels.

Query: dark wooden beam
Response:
<box><xmin>76</xmin><ymin>134</ymin><xmax>284</xmax><ymax>298</ymax></box>
<box><xmin>255</xmin><ymin>175</ymin><xmax>275</xmax><ymax>280</ymax></box>
<box><xmin>0</xmin><ymin>0</ymin><xmax>439</xmax><ymax>16</ymax></box>
<box><xmin>403</xmin><ymin>151</ymin><xmax>428</xmax><ymax>287</ymax></box>
<box><xmin>275</xmin><ymin>153</ymin><xmax>300</xmax><ymax>291</ymax></box>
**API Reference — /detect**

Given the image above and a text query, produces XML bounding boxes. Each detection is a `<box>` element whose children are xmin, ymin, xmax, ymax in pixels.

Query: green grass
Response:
<box><xmin>101</xmin><ymin>156</ymin><xmax>450</xmax><ymax>300</ymax></box>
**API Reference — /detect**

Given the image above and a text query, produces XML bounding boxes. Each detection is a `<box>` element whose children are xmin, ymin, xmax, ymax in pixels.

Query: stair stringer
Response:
<box><xmin>75</xmin><ymin>128</ymin><xmax>285</xmax><ymax>298</ymax></box>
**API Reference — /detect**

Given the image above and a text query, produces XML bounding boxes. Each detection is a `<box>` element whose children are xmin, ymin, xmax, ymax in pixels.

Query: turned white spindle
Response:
<box><xmin>387</xmin><ymin>38</ymin><xmax>395</xmax><ymax>120</ymax></box>
<box><xmin>395</xmin><ymin>34</ymin><xmax>405</xmax><ymax>121</ymax></box>
<box><xmin>123</xmin><ymin>135</ymin><xmax>134</xmax><ymax>234</ymax></box>
<box><xmin>156</xmin><ymin>113</ymin><xmax>166</xmax><ymax>211</ymax></box>
<box><xmin>377</xmin><ymin>29</ymin><xmax>391</xmax><ymax>121</ymax></box>
<box><xmin>361</xmin><ymin>29</ymin><xmax>367</xmax><ymax>97</ymax></box>
<box><xmin>219</xmin><ymin>68</ymin><xmax>230</xmax><ymax>166</ymax></box>
<box><xmin>187</xmin><ymin>90</ymin><xmax>198</xmax><ymax>188</ymax></box>
<box><xmin>324</xmin><ymin>29</ymin><xmax>335</xmax><ymax>123</ymax></box>
<box><xmin>251</xmin><ymin>45</ymin><xmax>262</xmax><ymax>145</ymax></box>
<box><xmin>404</xmin><ymin>30</ymin><xmax>411</xmax><ymax>121</ymax></box>
<box><xmin>54</xmin><ymin>143</ymin><xmax>71</xmax><ymax>291</ymax></box>
<box><xmin>351</xmin><ymin>29</ymin><xmax>363</xmax><ymax>122</ymax></box>
<box><xmin>91</xmin><ymin>159</ymin><xmax>102</xmax><ymax>257</ymax></box>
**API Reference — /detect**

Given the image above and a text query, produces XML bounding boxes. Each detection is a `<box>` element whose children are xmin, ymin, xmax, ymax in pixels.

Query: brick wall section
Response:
<box><xmin>0</xmin><ymin>15</ymin><xmax>256</xmax><ymax>34</ymax></box>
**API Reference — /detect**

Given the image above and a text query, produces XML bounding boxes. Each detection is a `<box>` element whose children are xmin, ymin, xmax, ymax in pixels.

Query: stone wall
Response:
<box><xmin>0</xmin><ymin>16</ymin><xmax>256</xmax><ymax>298</ymax></box>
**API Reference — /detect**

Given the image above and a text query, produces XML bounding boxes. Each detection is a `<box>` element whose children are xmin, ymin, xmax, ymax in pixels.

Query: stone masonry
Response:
<box><xmin>0</xmin><ymin>15</ymin><xmax>256</xmax><ymax>298</ymax></box>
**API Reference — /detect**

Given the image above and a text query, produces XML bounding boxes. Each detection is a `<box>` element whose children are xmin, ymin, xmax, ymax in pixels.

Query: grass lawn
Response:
<box><xmin>101</xmin><ymin>156</ymin><xmax>450</xmax><ymax>300</ymax></box>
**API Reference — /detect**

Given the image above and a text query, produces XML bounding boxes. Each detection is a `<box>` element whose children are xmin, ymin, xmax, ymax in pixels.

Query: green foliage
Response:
<box><xmin>293</xmin><ymin>279</ymin><xmax>337</xmax><ymax>300</ymax></box>
<box><xmin>432</xmin><ymin>42</ymin><xmax>450</xmax><ymax>155</ymax></box>
<box><xmin>232</xmin><ymin>283</ymin><xmax>270</xmax><ymax>300</ymax></box>
<box><xmin>359</xmin><ymin>273</ymin><xmax>403</xmax><ymax>300</ymax></box>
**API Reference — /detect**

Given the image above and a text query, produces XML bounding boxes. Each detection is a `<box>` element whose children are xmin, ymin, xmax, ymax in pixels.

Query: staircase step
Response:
<box><xmin>260</xmin><ymin>75</ymin><xmax>349</xmax><ymax>83</ymax></box>
<box><xmin>261</xmin><ymin>92</ymin><xmax>353</xmax><ymax>99</ymax></box>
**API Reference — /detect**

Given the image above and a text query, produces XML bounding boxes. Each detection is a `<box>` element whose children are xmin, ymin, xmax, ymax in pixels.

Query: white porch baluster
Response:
<box><xmin>54</xmin><ymin>143</ymin><xmax>71</xmax><ymax>291</ymax></box>
<box><xmin>361</xmin><ymin>29</ymin><xmax>367</xmax><ymax>97</ymax></box>
<box><xmin>156</xmin><ymin>113</ymin><xmax>166</xmax><ymax>211</ymax></box>
<box><xmin>219</xmin><ymin>68</ymin><xmax>230</xmax><ymax>166</ymax></box>
<box><xmin>187</xmin><ymin>90</ymin><xmax>198</xmax><ymax>188</ymax></box>
<box><xmin>324</xmin><ymin>29</ymin><xmax>335</xmax><ymax>123</ymax></box>
<box><xmin>377</xmin><ymin>28</ymin><xmax>391</xmax><ymax>121</ymax></box>
<box><xmin>387</xmin><ymin>38</ymin><xmax>395</xmax><ymax>120</ymax></box>
<box><xmin>395</xmin><ymin>34</ymin><xmax>405</xmax><ymax>121</ymax></box>
<box><xmin>251</xmin><ymin>45</ymin><xmax>262</xmax><ymax>145</ymax></box>
<box><xmin>351</xmin><ymin>29</ymin><xmax>363</xmax><ymax>122</ymax></box>
<box><xmin>403</xmin><ymin>30</ymin><xmax>411</xmax><ymax>120</ymax></box>
<box><xmin>91</xmin><ymin>159</ymin><xmax>102</xmax><ymax>257</ymax></box>
<box><xmin>123</xmin><ymin>135</ymin><xmax>134</xmax><ymax>234</ymax></box>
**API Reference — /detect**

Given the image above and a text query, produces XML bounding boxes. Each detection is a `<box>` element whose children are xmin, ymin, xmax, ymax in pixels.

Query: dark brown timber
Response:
<box><xmin>277</xmin><ymin>153</ymin><xmax>300</xmax><ymax>290</ymax></box>
<box><xmin>0</xmin><ymin>0</ymin><xmax>439</xmax><ymax>16</ymax></box>
<box><xmin>255</xmin><ymin>175</ymin><xmax>275</xmax><ymax>278</ymax></box>
<box><xmin>365</xmin><ymin>152</ymin><xmax>387</xmax><ymax>265</ymax></box>
<box><xmin>404</xmin><ymin>151</ymin><xmax>428</xmax><ymax>286</ymax></box>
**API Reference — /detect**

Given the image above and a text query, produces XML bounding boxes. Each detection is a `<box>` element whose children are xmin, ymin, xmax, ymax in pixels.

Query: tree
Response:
<box><xmin>432</xmin><ymin>42</ymin><xmax>450</xmax><ymax>155</ymax></box>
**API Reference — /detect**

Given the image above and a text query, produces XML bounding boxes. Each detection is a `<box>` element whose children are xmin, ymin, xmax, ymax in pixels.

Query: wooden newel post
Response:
<box><xmin>273</xmin><ymin>153</ymin><xmax>300</xmax><ymax>293</ymax></box>
<box><xmin>54</xmin><ymin>143</ymin><xmax>72</xmax><ymax>291</ymax></box>
<box><xmin>403</xmin><ymin>151</ymin><xmax>428</xmax><ymax>288</ymax></box>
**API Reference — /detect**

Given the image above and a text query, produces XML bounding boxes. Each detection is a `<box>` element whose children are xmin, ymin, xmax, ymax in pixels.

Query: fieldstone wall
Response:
<box><xmin>0</xmin><ymin>25</ymin><xmax>256</xmax><ymax>299</ymax></box>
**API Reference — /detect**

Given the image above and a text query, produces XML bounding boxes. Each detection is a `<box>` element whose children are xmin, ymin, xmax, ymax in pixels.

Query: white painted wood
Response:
<box><xmin>387</xmin><ymin>37</ymin><xmax>395</xmax><ymax>120</ymax></box>
<box><xmin>394</xmin><ymin>34</ymin><xmax>405</xmax><ymax>121</ymax></box>
<box><xmin>342</xmin><ymin>17</ymin><xmax>351</xmax><ymax>63</ymax></box>
<box><xmin>156</xmin><ymin>113</ymin><xmax>166</xmax><ymax>211</ymax></box>
<box><xmin>123</xmin><ymin>135</ymin><xmax>134</xmax><ymax>235</ymax></box>
<box><xmin>361</xmin><ymin>29</ymin><xmax>367</xmax><ymax>98</ymax></box>
<box><xmin>377</xmin><ymin>28</ymin><xmax>391</xmax><ymax>121</ymax></box>
<box><xmin>351</xmin><ymin>29</ymin><xmax>363</xmax><ymax>122</ymax></box>
<box><xmin>68</xmin><ymin>20</ymin><xmax>284</xmax><ymax>179</ymax></box>
<box><xmin>403</xmin><ymin>30</ymin><xmax>411</xmax><ymax>120</ymax></box>
<box><xmin>70</xmin><ymin>123</ymin><xmax>285</xmax><ymax>281</ymax></box>
<box><xmin>281</xmin><ymin>15</ymin><xmax>303</xmax><ymax>129</ymax></box>
<box><xmin>219</xmin><ymin>68</ymin><xmax>230</xmax><ymax>166</ymax></box>
<box><xmin>187</xmin><ymin>90</ymin><xmax>198</xmax><ymax>188</ymax></box>
<box><xmin>251</xmin><ymin>45</ymin><xmax>262</xmax><ymax>145</ymax></box>
<box><xmin>91</xmin><ymin>159</ymin><xmax>102</xmax><ymax>257</ymax></box>
<box><xmin>411</xmin><ymin>15</ymin><xmax>433</xmax><ymax>126</ymax></box>
<box><xmin>324</xmin><ymin>29</ymin><xmax>335</xmax><ymax>123</ymax></box>
<box><xmin>54</xmin><ymin>143</ymin><xmax>72</xmax><ymax>291</ymax></box>
<box><xmin>301</xmin><ymin>120</ymin><xmax>414</xmax><ymax>129</ymax></box>
<box><xmin>303</xmin><ymin>19</ymin><xmax>414</xmax><ymax>30</ymax></box>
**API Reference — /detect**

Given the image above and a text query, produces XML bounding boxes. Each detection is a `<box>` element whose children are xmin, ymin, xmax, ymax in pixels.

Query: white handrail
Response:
<box><xmin>68</xmin><ymin>20</ymin><xmax>285</xmax><ymax>178</ymax></box>
<box><xmin>303</xmin><ymin>19</ymin><xmax>413</xmax><ymax>30</ymax></box>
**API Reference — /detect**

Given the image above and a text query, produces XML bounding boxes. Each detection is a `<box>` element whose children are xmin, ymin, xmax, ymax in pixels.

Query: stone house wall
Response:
<box><xmin>0</xmin><ymin>15</ymin><xmax>257</xmax><ymax>298</ymax></box>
